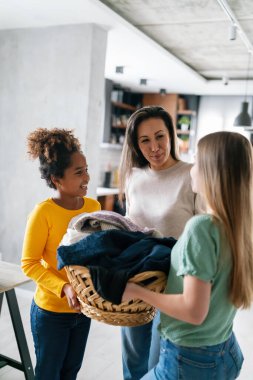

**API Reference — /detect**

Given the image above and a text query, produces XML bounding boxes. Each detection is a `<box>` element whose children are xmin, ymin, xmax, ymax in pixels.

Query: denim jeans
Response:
<box><xmin>121</xmin><ymin>313</ymin><xmax>161</xmax><ymax>380</ymax></box>
<box><xmin>30</xmin><ymin>300</ymin><xmax>91</xmax><ymax>380</ymax></box>
<box><xmin>140</xmin><ymin>332</ymin><xmax>243</xmax><ymax>380</ymax></box>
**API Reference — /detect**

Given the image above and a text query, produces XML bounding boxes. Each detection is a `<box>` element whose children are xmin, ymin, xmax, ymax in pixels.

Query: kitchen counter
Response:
<box><xmin>96</xmin><ymin>187</ymin><xmax>119</xmax><ymax>211</ymax></box>
<box><xmin>96</xmin><ymin>187</ymin><xmax>119</xmax><ymax>197</ymax></box>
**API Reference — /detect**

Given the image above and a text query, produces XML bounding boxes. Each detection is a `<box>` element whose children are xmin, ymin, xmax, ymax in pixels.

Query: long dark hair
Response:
<box><xmin>119</xmin><ymin>106</ymin><xmax>179</xmax><ymax>197</ymax></box>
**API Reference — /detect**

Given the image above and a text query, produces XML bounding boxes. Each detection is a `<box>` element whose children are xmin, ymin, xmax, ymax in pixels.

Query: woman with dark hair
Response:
<box><xmin>21</xmin><ymin>128</ymin><xmax>100</xmax><ymax>380</ymax></box>
<box><xmin>119</xmin><ymin>106</ymin><xmax>202</xmax><ymax>380</ymax></box>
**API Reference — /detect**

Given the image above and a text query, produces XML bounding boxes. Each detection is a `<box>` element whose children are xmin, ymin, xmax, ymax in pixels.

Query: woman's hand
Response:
<box><xmin>62</xmin><ymin>283</ymin><xmax>81</xmax><ymax>311</ymax></box>
<box><xmin>122</xmin><ymin>282</ymin><xmax>141</xmax><ymax>303</ymax></box>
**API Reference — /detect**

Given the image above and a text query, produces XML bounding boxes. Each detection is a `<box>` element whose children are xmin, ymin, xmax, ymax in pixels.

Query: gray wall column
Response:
<box><xmin>0</xmin><ymin>23</ymin><xmax>107</xmax><ymax>263</ymax></box>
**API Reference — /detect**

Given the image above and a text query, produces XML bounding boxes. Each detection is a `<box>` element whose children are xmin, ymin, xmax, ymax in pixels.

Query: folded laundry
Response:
<box><xmin>60</xmin><ymin>209</ymin><xmax>162</xmax><ymax>246</ymax></box>
<box><xmin>57</xmin><ymin>229</ymin><xmax>176</xmax><ymax>304</ymax></box>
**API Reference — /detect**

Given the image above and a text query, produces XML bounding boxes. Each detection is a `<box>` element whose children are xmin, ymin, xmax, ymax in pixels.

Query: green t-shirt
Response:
<box><xmin>160</xmin><ymin>214</ymin><xmax>236</xmax><ymax>347</ymax></box>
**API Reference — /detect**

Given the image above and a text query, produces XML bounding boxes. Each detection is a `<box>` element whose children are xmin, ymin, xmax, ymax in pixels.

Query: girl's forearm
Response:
<box><xmin>125</xmin><ymin>281</ymin><xmax>209</xmax><ymax>325</ymax></box>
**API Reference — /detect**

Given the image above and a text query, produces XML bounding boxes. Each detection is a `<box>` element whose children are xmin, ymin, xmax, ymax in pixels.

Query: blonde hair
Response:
<box><xmin>198</xmin><ymin>131</ymin><xmax>253</xmax><ymax>308</ymax></box>
<box><xmin>119</xmin><ymin>106</ymin><xmax>179</xmax><ymax>201</ymax></box>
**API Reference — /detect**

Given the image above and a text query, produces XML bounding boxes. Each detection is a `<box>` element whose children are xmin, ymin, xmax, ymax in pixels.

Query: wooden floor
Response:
<box><xmin>0</xmin><ymin>288</ymin><xmax>253</xmax><ymax>379</ymax></box>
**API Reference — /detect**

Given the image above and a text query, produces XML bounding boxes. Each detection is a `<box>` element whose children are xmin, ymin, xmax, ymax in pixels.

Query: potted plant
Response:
<box><xmin>177</xmin><ymin>115</ymin><xmax>190</xmax><ymax>131</ymax></box>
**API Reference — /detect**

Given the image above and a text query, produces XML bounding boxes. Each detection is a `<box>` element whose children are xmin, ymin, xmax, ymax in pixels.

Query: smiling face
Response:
<box><xmin>137</xmin><ymin>117</ymin><xmax>176</xmax><ymax>170</ymax></box>
<box><xmin>53</xmin><ymin>151</ymin><xmax>90</xmax><ymax>198</ymax></box>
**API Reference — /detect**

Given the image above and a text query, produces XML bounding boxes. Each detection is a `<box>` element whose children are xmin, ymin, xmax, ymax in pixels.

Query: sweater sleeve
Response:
<box><xmin>124</xmin><ymin>175</ymin><xmax>131</xmax><ymax>217</ymax></box>
<box><xmin>21</xmin><ymin>206</ymin><xmax>67</xmax><ymax>298</ymax></box>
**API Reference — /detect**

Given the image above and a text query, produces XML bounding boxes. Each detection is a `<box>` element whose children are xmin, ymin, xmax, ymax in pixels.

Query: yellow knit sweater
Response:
<box><xmin>21</xmin><ymin>197</ymin><xmax>100</xmax><ymax>313</ymax></box>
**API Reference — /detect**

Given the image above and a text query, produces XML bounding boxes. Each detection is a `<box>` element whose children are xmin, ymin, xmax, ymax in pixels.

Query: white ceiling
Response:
<box><xmin>0</xmin><ymin>0</ymin><xmax>252</xmax><ymax>95</ymax></box>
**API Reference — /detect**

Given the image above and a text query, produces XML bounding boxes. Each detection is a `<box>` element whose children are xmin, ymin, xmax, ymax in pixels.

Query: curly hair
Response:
<box><xmin>27</xmin><ymin>128</ymin><xmax>81</xmax><ymax>189</ymax></box>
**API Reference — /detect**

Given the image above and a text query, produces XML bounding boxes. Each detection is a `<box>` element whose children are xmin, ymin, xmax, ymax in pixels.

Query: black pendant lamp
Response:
<box><xmin>234</xmin><ymin>53</ymin><xmax>252</xmax><ymax>127</ymax></box>
<box><xmin>233</xmin><ymin>101</ymin><xmax>252</xmax><ymax>126</ymax></box>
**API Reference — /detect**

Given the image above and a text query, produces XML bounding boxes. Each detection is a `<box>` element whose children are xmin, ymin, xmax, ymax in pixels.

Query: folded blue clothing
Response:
<box><xmin>57</xmin><ymin>229</ymin><xmax>176</xmax><ymax>304</ymax></box>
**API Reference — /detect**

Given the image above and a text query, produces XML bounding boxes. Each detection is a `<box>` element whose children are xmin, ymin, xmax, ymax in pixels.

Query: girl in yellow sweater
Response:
<box><xmin>22</xmin><ymin>128</ymin><xmax>100</xmax><ymax>380</ymax></box>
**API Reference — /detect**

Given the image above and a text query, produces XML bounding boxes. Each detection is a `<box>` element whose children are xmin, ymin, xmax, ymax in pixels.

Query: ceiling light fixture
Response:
<box><xmin>217</xmin><ymin>0</ymin><xmax>253</xmax><ymax>52</ymax></box>
<box><xmin>233</xmin><ymin>52</ymin><xmax>252</xmax><ymax>128</ymax></box>
<box><xmin>115</xmin><ymin>66</ymin><xmax>124</xmax><ymax>74</ymax></box>
<box><xmin>216</xmin><ymin>0</ymin><xmax>253</xmax><ymax>128</ymax></box>
<box><xmin>229</xmin><ymin>23</ymin><xmax>237</xmax><ymax>41</ymax></box>
<box><xmin>159</xmin><ymin>88</ymin><xmax>166</xmax><ymax>96</ymax></box>
<box><xmin>222</xmin><ymin>75</ymin><xmax>229</xmax><ymax>85</ymax></box>
<box><xmin>140</xmin><ymin>78</ymin><xmax>147</xmax><ymax>85</ymax></box>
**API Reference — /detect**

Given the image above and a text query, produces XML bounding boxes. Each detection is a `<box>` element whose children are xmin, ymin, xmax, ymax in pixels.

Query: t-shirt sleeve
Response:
<box><xmin>94</xmin><ymin>199</ymin><xmax>101</xmax><ymax>211</ymax></box>
<box><xmin>177</xmin><ymin>217</ymin><xmax>219</xmax><ymax>283</ymax></box>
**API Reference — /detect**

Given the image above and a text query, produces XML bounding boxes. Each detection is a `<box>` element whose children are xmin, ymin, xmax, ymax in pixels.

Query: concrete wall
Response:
<box><xmin>0</xmin><ymin>24</ymin><xmax>107</xmax><ymax>263</ymax></box>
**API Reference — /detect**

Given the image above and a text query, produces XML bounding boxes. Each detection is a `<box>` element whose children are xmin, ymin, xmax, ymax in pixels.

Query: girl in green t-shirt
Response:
<box><xmin>122</xmin><ymin>131</ymin><xmax>253</xmax><ymax>380</ymax></box>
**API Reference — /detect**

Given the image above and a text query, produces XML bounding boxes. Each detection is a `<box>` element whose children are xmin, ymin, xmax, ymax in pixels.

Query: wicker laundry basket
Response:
<box><xmin>65</xmin><ymin>265</ymin><xmax>167</xmax><ymax>326</ymax></box>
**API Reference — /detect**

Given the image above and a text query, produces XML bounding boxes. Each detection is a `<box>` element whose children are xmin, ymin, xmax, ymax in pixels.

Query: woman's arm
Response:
<box><xmin>122</xmin><ymin>275</ymin><xmax>211</xmax><ymax>325</ymax></box>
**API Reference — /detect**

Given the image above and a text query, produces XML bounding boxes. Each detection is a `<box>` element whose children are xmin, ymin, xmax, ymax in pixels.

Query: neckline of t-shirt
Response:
<box><xmin>145</xmin><ymin>160</ymin><xmax>186</xmax><ymax>176</ymax></box>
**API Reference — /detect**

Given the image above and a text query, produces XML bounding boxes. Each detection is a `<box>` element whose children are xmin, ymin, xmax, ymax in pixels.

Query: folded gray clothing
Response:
<box><xmin>69</xmin><ymin>210</ymin><xmax>162</xmax><ymax>237</ymax></box>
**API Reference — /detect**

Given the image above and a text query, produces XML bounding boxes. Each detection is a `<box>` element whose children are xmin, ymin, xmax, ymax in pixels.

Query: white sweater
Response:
<box><xmin>126</xmin><ymin>161</ymin><xmax>200</xmax><ymax>239</ymax></box>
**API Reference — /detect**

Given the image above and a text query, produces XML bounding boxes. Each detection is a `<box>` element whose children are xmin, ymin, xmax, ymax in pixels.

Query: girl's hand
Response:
<box><xmin>122</xmin><ymin>282</ymin><xmax>140</xmax><ymax>303</ymax></box>
<box><xmin>62</xmin><ymin>283</ymin><xmax>81</xmax><ymax>311</ymax></box>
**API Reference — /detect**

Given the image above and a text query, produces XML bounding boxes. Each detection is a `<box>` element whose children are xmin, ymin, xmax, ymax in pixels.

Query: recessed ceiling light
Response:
<box><xmin>140</xmin><ymin>78</ymin><xmax>147</xmax><ymax>85</ymax></box>
<box><xmin>115</xmin><ymin>66</ymin><xmax>124</xmax><ymax>74</ymax></box>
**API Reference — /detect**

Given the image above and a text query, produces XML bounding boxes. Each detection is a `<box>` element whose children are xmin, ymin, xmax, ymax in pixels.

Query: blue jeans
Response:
<box><xmin>121</xmin><ymin>313</ymin><xmax>161</xmax><ymax>380</ymax></box>
<box><xmin>30</xmin><ymin>300</ymin><xmax>91</xmax><ymax>380</ymax></box>
<box><xmin>140</xmin><ymin>332</ymin><xmax>244</xmax><ymax>380</ymax></box>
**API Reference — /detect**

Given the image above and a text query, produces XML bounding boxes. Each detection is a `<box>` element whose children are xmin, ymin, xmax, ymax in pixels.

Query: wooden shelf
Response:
<box><xmin>177</xmin><ymin>130</ymin><xmax>190</xmax><ymax>135</ymax></box>
<box><xmin>112</xmin><ymin>101</ymin><xmax>137</xmax><ymax>111</ymax></box>
<box><xmin>177</xmin><ymin>109</ymin><xmax>196</xmax><ymax>116</ymax></box>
